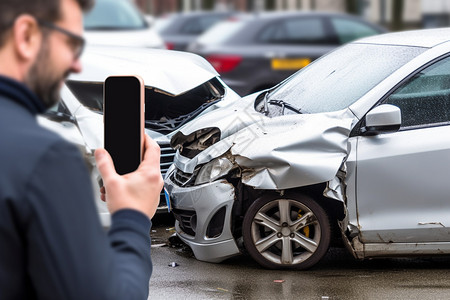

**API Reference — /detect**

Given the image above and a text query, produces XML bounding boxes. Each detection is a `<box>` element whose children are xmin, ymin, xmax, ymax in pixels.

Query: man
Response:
<box><xmin>0</xmin><ymin>0</ymin><xmax>163</xmax><ymax>299</ymax></box>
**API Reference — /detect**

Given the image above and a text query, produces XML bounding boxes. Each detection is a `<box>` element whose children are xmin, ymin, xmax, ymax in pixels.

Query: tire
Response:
<box><xmin>242</xmin><ymin>193</ymin><xmax>331</xmax><ymax>270</ymax></box>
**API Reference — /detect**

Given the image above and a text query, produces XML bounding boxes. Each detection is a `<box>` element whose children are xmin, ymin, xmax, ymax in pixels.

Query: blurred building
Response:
<box><xmin>136</xmin><ymin>0</ymin><xmax>449</xmax><ymax>30</ymax></box>
<box><xmin>421</xmin><ymin>0</ymin><xmax>450</xmax><ymax>28</ymax></box>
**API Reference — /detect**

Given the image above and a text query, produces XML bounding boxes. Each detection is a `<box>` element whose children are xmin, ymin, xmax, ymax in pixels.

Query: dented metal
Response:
<box><xmin>166</xmin><ymin>28</ymin><xmax>450</xmax><ymax>266</ymax></box>
<box><xmin>173</xmin><ymin>96</ymin><xmax>354</xmax><ymax>191</ymax></box>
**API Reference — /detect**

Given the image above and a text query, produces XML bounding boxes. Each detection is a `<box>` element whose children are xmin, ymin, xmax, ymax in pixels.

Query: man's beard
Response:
<box><xmin>25</xmin><ymin>36</ymin><xmax>70</xmax><ymax>109</ymax></box>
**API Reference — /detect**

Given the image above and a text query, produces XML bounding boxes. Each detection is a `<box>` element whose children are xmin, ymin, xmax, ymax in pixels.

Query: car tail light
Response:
<box><xmin>206</xmin><ymin>55</ymin><xmax>242</xmax><ymax>73</ymax></box>
<box><xmin>165</xmin><ymin>42</ymin><xmax>174</xmax><ymax>50</ymax></box>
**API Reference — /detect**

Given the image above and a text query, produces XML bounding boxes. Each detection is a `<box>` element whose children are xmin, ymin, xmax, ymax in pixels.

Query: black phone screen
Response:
<box><xmin>104</xmin><ymin>76</ymin><xmax>143</xmax><ymax>175</ymax></box>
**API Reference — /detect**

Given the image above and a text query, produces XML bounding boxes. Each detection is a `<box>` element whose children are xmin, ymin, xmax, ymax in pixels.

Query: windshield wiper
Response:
<box><xmin>268</xmin><ymin>99</ymin><xmax>302</xmax><ymax>115</ymax></box>
<box><xmin>263</xmin><ymin>91</ymin><xmax>270</xmax><ymax>116</ymax></box>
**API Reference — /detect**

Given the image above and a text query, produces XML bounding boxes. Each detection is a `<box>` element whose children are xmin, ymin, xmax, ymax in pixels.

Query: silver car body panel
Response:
<box><xmin>356</xmin><ymin>27</ymin><xmax>450</xmax><ymax>48</ymax></box>
<box><xmin>350</xmin><ymin>238</ymin><xmax>450</xmax><ymax>259</ymax></box>
<box><xmin>355</xmin><ymin>125</ymin><xmax>450</xmax><ymax>243</ymax></box>
<box><xmin>164</xmin><ymin>176</ymin><xmax>240</xmax><ymax>262</ymax></box>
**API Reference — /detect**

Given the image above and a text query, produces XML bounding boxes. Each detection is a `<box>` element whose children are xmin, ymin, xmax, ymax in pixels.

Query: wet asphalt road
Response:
<box><xmin>148</xmin><ymin>215</ymin><xmax>450</xmax><ymax>300</ymax></box>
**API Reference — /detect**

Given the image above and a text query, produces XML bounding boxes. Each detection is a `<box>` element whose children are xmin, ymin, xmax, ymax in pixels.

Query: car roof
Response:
<box><xmin>235</xmin><ymin>10</ymin><xmax>370</xmax><ymax>21</ymax></box>
<box><xmin>255</xmin><ymin>10</ymin><xmax>356</xmax><ymax>17</ymax></box>
<box><xmin>355</xmin><ymin>28</ymin><xmax>450</xmax><ymax>48</ymax></box>
<box><xmin>166</xmin><ymin>10</ymin><xmax>235</xmax><ymax>17</ymax></box>
<box><xmin>70</xmin><ymin>46</ymin><xmax>219</xmax><ymax>96</ymax></box>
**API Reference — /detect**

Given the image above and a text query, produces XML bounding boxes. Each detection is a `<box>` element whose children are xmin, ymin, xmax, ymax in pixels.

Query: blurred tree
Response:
<box><xmin>204</xmin><ymin>0</ymin><xmax>214</xmax><ymax>9</ymax></box>
<box><xmin>345</xmin><ymin>0</ymin><xmax>358</xmax><ymax>15</ymax></box>
<box><xmin>391</xmin><ymin>0</ymin><xmax>404</xmax><ymax>31</ymax></box>
<box><xmin>266</xmin><ymin>0</ymin><xmax>276</xmax><ymax>10</ymax></box>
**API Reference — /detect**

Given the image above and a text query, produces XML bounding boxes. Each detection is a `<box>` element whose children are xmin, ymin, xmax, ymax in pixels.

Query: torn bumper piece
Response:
<box><xmin>164</xmin><ymin>175</ymin><xmax>240</xmax><ymax>263</ymax></box>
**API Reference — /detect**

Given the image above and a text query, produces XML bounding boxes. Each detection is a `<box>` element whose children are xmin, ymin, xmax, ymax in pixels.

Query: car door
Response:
<box><xmin>356</xmin><ymin>55</ymin><xmax>450</xmax><ymax>243</ymax></box>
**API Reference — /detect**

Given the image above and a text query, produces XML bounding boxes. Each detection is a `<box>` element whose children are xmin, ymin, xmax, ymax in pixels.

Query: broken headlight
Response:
<box><xmin>195</xmin><ymin>157</ymin><xmax>234</xmax><ymax>185</ymax></box>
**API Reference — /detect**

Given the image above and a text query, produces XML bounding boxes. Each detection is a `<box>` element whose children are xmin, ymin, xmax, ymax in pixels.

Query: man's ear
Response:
<box><xmin>12</xmin><ymin>15</ymin><xmax>42</xmax><ymax>62</ymax></box>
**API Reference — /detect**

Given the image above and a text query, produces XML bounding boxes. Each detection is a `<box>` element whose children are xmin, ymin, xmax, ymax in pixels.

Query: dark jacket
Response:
<box><xmin>0</xmin><ymin>75</ymin><xmax>152</xmax><ymax>300</ymax></box>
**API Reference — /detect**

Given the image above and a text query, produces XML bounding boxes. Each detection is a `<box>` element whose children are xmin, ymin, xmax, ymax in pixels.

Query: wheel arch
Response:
<box><xmin>234</xmin><ymin>182</ymin><xmax>346</xmax><ymax>246</ymax></box>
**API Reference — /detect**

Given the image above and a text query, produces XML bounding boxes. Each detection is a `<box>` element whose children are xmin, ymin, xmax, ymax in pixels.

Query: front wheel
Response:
<box><xmin>242</xmin><ymin>193</ymin><xmax>331</xmax><ymax>270</ymax></box>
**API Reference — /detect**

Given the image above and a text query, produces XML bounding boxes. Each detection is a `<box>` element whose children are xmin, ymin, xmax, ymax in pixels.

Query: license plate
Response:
<box><xmin>271</xmin><ymin>58</ymin><xmax>311</xmax><ymax>70</ymax></box>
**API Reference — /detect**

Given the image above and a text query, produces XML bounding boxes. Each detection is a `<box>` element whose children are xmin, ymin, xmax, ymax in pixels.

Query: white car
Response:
<box><xmin>165</xmin><ymin>28</ymin><xmax>450</xmax><ymax>269</ymax></box>
<box><xmin>83</xmin><ymin>0</ymin><xmax>165</xmax><ymax>49</ymax></box>
<box><xmin>38</xmin><ymin>46</ymin><xmax>240</xmax><ymax>227</ymax></box>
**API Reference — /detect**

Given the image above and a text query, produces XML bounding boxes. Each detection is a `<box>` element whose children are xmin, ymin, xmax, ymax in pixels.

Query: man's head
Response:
<box><xmin>0</xmin><ymin>0</ymin><xmax>93</xmax><ymax>108</ymax></box>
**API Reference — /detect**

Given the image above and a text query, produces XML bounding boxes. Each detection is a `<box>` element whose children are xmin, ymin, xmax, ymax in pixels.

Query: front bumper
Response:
<box><xmin>164</xmin><ymin>175</ymin><xmax>240</xmax><ymax>263</ymax></box>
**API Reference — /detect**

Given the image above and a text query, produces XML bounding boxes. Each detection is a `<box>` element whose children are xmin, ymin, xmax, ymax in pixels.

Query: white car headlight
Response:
<box><xmin>195</xmin><ymin>157</ymin><xmax>234</xmax><ymax>185</ymax></box>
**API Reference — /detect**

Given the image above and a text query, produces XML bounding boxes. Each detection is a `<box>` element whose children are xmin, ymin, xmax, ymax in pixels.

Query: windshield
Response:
<box><xmin>196</xmin><ymin>18</ymin><xmax>248</xmax><ymax>45</ymax></box>
<box><xmin>84</xmin><ymin>0</ymin><xmax>147</xmax><ymax>30</ymax></box>
<box><xmin>154</xmin><ymin>15</ymin><xmax>174</xmax><ymax>32</ymax></box>
<box><xmin>259</xmin><ymin>43</ymin><xmax>426</xmax><ymax>116</ymax></box>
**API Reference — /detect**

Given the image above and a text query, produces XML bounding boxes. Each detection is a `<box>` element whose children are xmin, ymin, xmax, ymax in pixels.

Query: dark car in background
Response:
<box><xmin>155</xmin><ymin>11</ymin><xmax>235</xmax><ymax>51</ymax></box>
<box><xmin>188</xmin><ymin>11</ymin><xmax>386</xmax><ymax>96</ymax></box>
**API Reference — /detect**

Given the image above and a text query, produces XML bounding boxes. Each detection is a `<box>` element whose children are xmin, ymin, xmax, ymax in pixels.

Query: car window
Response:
<box><xmin>197</xmin><ymin>19</ymin><xmax>248</xmax><ymax>45</ymax></box>
<box><xmin>180</xmin><ymin>15</ymin><xmax>227</xmax><ymax>35</ymax></box>
<box><xmin>331</xmin><ymin>17</ymin><xmax>380</xmax><ymax>44</ymax></box>
<box><xmin>258</xmin><ymin>17</ymin><xmax>328</xmax><ymax>45</ymax></box>
<box><xmin>385</xmin><ymin>55</ymin><xmax>450</xmax><ymax>128</ymax></box>
<box><xmin>154</xmin><ymin>16</ymin><xmax>174</xmax><ymax>32</ymax></box>
<box><xmin>84</xmin><ymin>0</ymin><xmax>147</xmax><ymax>30</ymax></box>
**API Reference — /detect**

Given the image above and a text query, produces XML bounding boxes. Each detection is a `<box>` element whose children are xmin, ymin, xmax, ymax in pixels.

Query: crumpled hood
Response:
<box><xmin>63</xmin><ymin>46</ymin><xmax>222</xmax><ymax>150</ymax></box>
<box><xmin>172</xmin><ymin>93</ymin><xmax>355</xmax><ymax>190</ymax></box>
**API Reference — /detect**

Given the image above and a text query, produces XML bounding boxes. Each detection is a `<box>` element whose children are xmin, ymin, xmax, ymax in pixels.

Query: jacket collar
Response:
<box><xmin>0</xmin><ymin>75</ymin><xmax>46</xmax><ymax>115</ymax></box>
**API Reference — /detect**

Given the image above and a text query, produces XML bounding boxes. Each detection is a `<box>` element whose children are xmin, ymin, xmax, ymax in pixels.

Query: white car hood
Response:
<box><xmin>71</xmin><ymin>46</ymin><xmax>219</xmax><ymax>96</ymax></box>
<box><xmin>172</xmin><ymin>94</ymin><xmax>355</xmax><ymax>190</ymax></box>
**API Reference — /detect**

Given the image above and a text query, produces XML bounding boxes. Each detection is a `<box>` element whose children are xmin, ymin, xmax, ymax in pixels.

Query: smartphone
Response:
<box><xmin>104</xmin><ymin>75</ymin><xmax>144</xmax><ymax>175</ymax></box>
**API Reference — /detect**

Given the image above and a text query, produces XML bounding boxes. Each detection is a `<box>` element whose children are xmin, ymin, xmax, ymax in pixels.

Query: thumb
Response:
<box><xmin>94</xmin><ymin>148</ymin><xmax>117</xmax><ymax>182</ymax></box>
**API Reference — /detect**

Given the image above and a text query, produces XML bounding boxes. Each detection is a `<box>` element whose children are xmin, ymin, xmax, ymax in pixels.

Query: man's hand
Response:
<box><xmin>94</xmin><ymin>134</ymin><xmax>164</xmax><ymax>219</ymax></box>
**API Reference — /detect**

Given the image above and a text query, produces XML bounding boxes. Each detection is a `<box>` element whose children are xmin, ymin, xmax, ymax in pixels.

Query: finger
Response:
<box><xmin>100</xmin><ymin>186</ymin><xmax>106</xmax><ymax>194</ymax></box>
<box><xmin>94</xmin><ymin>148</ymin><xmax>118</xmax><ymax>183</ymax></box>
<box><xmin>139</xmin><ymin>135</ymin><xmax>161</xmax><ymax>169</ymax></box>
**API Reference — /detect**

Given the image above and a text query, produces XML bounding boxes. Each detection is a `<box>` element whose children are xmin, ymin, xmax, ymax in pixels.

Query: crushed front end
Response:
<box><xmin>164</xmin><ymin>93</ymin><xmax>355</xmax><ymax>264</ymax></box>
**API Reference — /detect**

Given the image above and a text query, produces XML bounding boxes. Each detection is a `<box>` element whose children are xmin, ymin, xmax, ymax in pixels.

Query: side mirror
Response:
<box><xmin>43</xmin><ymin>110</ymin><xmax>76</xmax><ymax>124</ymax></box>
<box><xmin>361</xmin><ymin>104</ymin><xmax>401</xmax><ymax>136</ymax></box>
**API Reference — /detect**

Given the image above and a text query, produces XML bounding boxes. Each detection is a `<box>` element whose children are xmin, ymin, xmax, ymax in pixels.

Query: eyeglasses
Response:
<box><xmin>37</xmin><ymin>19</ymin><xmax>85</xmax><ymax>59</ymax></box>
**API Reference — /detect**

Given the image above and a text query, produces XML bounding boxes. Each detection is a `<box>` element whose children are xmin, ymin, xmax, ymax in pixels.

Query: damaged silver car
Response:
<box><xmin>38</xmin><ymin>46</ymin><xmax>240</xmax><ymax>227</ymax></box>
<box><xmin>165</xmin><ymin>28</ymin><xmax>450</xmax><ymax>269</ymax></box>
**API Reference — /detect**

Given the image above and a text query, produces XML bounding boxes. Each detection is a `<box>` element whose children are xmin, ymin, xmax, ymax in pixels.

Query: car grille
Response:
<box><xmin>159</xmin><ymin>142</ymin><xmax>176</xmax><ymax>177</ymax></box>
<box><xmin>158</xmin><ymin>142</ymin><xmax>176</xmax><ymax>209</ymax></box>
<box><xmin>170</xmin><ymin>166</ymin><xmax>201</xmax><ymax>187</ymax></box>
<box><xmin>172</xmin><ymin>208</ymin><xmax>196</xmax><ymax>236</ymax></box>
